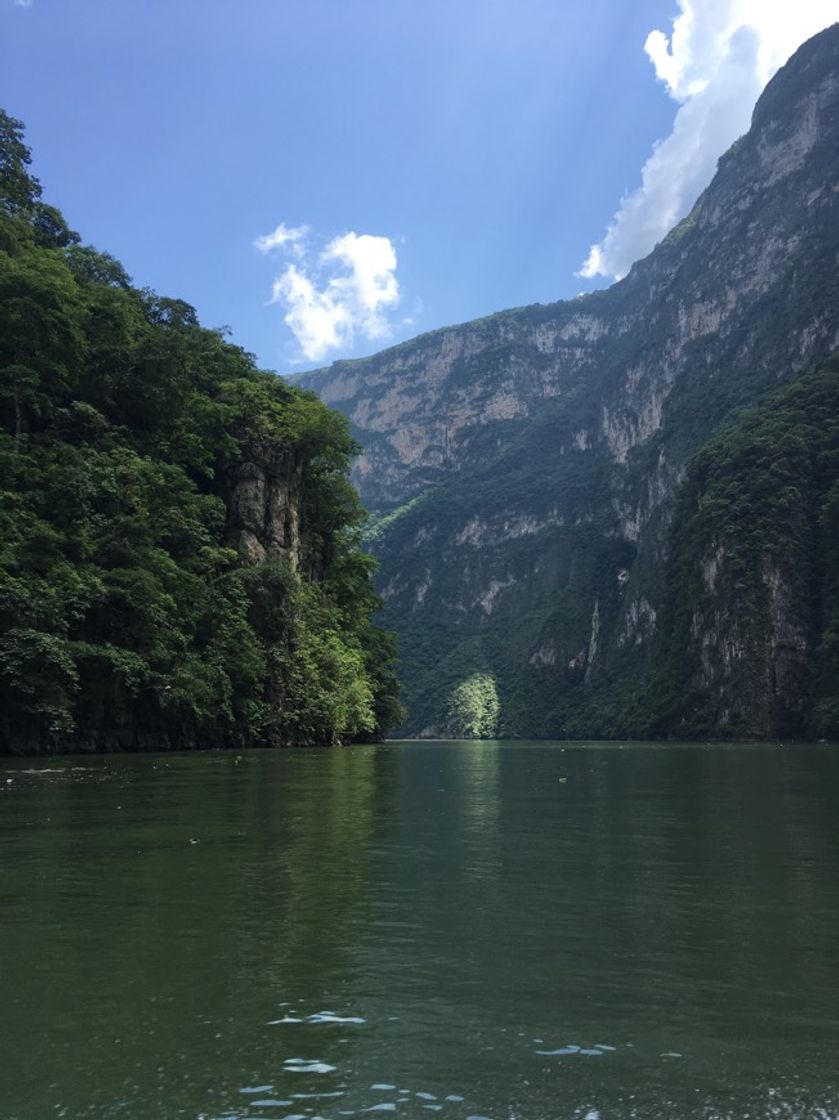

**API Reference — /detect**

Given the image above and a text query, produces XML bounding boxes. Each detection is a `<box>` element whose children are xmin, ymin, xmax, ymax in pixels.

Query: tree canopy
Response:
<box><xmin>0</xmin><ymin>109</ymin><xmax>403</xmax><ymax>753</ymax></box>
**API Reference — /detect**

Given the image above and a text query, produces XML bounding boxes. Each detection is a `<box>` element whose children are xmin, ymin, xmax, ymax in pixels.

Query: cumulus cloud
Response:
<box><xmin>580</xmin><ymin>0</ymin><xmax>839</xmax><ymax>281</ymax></box>
<box><xmin>257</xmin><ymin>226</ymin><xmax>401</xmax><ymax>362</ymax></box>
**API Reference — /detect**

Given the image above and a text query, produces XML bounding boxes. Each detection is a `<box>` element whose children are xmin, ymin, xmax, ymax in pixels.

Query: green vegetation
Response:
<box><xmin>445</xmin><ymin>672</ymin><xmax>500</xmax><ymax>738</ymax></box>
<box><xmin>0</xmin><ymin>110</ymin><xmax>402</xmax><ymax>753</ymax></box>
<box><xmin>370</xmin><ymin>356</ymin><xmax>839</xmax><ymax>742</ymax></box>
<box><xmin>647</xmin><ymin>357</ymin><xmax>839</xmax><ymax>740</ymax></box>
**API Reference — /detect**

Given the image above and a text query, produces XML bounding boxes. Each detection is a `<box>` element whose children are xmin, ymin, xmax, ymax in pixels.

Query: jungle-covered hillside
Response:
<box><xmin>0</xmin><ymin>110</ymin><xmax>402</xmax><ymax>754</ymax></box>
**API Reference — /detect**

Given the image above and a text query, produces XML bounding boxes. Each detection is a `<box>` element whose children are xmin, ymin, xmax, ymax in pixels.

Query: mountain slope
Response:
<box><xmin>300</xmin><ymin>26</ymin><xmax>839</xmax><ymax>739</ymax></box>
<box><xmin>0</xmin><ymin>111</ymin><xmax>402</xmax><ymax>754</ymax></box>
<box><xmin>649</xmin><ymin>356</ymin><xmax>839</xmax><ymax>740</ymax></box>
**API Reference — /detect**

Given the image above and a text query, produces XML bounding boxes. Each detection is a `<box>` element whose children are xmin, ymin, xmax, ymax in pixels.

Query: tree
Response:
<box><xmin>0</xmin><ymin>109</ymin><xmax>41</xmax><ymax>215</ymax></box>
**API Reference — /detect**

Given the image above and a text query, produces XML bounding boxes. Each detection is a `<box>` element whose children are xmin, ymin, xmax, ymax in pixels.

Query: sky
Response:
<box><xmin>2</xmin><ymin>0</ymin><xmax>837</xmax><ymax>373</ymax></box>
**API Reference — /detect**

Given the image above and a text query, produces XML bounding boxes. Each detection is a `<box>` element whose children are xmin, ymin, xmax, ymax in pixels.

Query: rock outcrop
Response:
<box><xmin>226</xmin><ymin>450</ymin><xmax>302</xmax><ymax>569</ymax></box>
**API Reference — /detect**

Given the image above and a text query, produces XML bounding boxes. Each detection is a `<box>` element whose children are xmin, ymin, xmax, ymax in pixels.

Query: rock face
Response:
<box><xmin>226</xmin><ymin>450</ymin><xmax>303</xmax><ymax>569</ymax></box>
<box><xmin>300</xmin><ymin>25</ymin><xmax>839</xmax><ymax>739</ymax></box>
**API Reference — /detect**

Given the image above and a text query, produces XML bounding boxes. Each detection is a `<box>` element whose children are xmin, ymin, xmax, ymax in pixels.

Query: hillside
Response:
<box><xmin>300</xmin><ymin>25</ymin><xmax>839</xmax><ymax>739</ymax></box>
<box><xmin>0</xmin><ymin>111</ymin><xmax>402</xmax><ymax>753</ymax></box>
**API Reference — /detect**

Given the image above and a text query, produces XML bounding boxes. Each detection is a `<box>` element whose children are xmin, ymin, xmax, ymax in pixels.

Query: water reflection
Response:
<box><xmin>456</xmin><ymin>740</ymin><xmax>501</xmax><ymax>880</ymax></box>
<box><xmin>1</xmin><ymin>743</ymin><xmax>839</xmax><ymax>1119</ymax></box>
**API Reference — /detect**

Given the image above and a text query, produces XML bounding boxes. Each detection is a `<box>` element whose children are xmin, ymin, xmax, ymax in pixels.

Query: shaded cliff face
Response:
<box><xmin>301</xmin><ymin>25</ymin><xmax>839</xmax><ymax>739</ymax></box>
<box><xmin>651</xmin><ymin>359</ymin><xmax>839</xmax><ymax>740</ymax></box>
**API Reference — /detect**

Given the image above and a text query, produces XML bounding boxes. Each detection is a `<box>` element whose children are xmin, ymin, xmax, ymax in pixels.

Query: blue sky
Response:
<box><xmin>2</xmin><ymin>0</ymin><xmax>836</xmax><ymax>372</ymax></box>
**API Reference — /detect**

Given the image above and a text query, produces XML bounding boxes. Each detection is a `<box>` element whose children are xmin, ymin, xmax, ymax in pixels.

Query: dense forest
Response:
<box><xmin>0</xmin><ymin>110</ymin><xmax>402</xmax><ymax>754</ymax></box>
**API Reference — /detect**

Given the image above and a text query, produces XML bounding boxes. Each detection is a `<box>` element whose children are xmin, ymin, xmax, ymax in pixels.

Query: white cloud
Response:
<box><xmin>253</xmin><ymin>222</ymin><xmax>308</xmax><ymax>257</ymax></box>
<box><xmin>323</xmin><ymin>232</ymin><xmax>400</xmax><ymax>341</ymax></box>
<box><xmin>13</xmin><ymin>0</ymin><xmax>34</xmax><ymax>7</ymax></box>
<box><xmin>580</xmin><ymin>0</ymin><xmax>839</xmax><ymax>281</ymax></box>
<box><xmin>261</xmin><ymin>229</ymin><xmax>401</xmax><ymax>362</ymax></box>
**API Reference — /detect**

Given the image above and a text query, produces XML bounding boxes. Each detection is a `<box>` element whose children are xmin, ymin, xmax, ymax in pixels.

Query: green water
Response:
<box><xmin>2</xmin><ymin>741</ymin><xmax>838</xmax><ymax>1120</ymax></box>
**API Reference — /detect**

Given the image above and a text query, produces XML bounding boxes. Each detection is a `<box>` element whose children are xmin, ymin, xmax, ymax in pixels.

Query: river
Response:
<box><xmin>2</xmin><ymin>741</ymin><xmax>838</xmax><ymax>1119</ymax></box>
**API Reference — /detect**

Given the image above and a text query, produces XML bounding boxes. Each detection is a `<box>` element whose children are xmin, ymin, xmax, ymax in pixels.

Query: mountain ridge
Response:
<box><xmin>300</xmin><ymin>24</ymin><xmax>839</xmax><ymax>739</ymax></box>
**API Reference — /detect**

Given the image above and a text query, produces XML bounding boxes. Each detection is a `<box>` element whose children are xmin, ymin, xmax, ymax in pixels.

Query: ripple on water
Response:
<box><xmin>268</xmin><ymin>1010</ymin><xmax>365</xmax><ymax>1026</ymax></box>
<box><xmin>283</xmin><ymin>1059</ymin><xmax>337</xmax><ymax>1074</ymax></box>
<box><xmin>309</xmin><ymin>1011</ymin><xmax>366</xmax><ymax>1024</ymax></box>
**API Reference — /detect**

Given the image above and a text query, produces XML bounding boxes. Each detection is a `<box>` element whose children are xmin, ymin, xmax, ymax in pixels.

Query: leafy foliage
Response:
<box><xmin>445</xmin><ymin>672</ymin><xmax>500</xmax><ymax>738</ymax></box>
<box><xmin>0</xmin><ymin>110</ymin><xmax>402</xmax><ymax>753</ymax></box>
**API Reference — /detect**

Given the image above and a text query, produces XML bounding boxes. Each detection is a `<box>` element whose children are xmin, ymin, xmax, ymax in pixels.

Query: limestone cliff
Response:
<box><xmin>226</xmin><ymin>450</ymin><xmax>302</xmax><ymax>570</ymax></box>
<box><xmin>300</xmin><ymin>25</ymin><xmax>839</xmax><ymax>740</ymax></box>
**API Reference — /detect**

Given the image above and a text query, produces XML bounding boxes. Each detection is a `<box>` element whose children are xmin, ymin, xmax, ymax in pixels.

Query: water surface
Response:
<box><xmin>2</xmin><ymin>741</ymin><xmax>838</xmax><ymax>1119</ymax></box>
